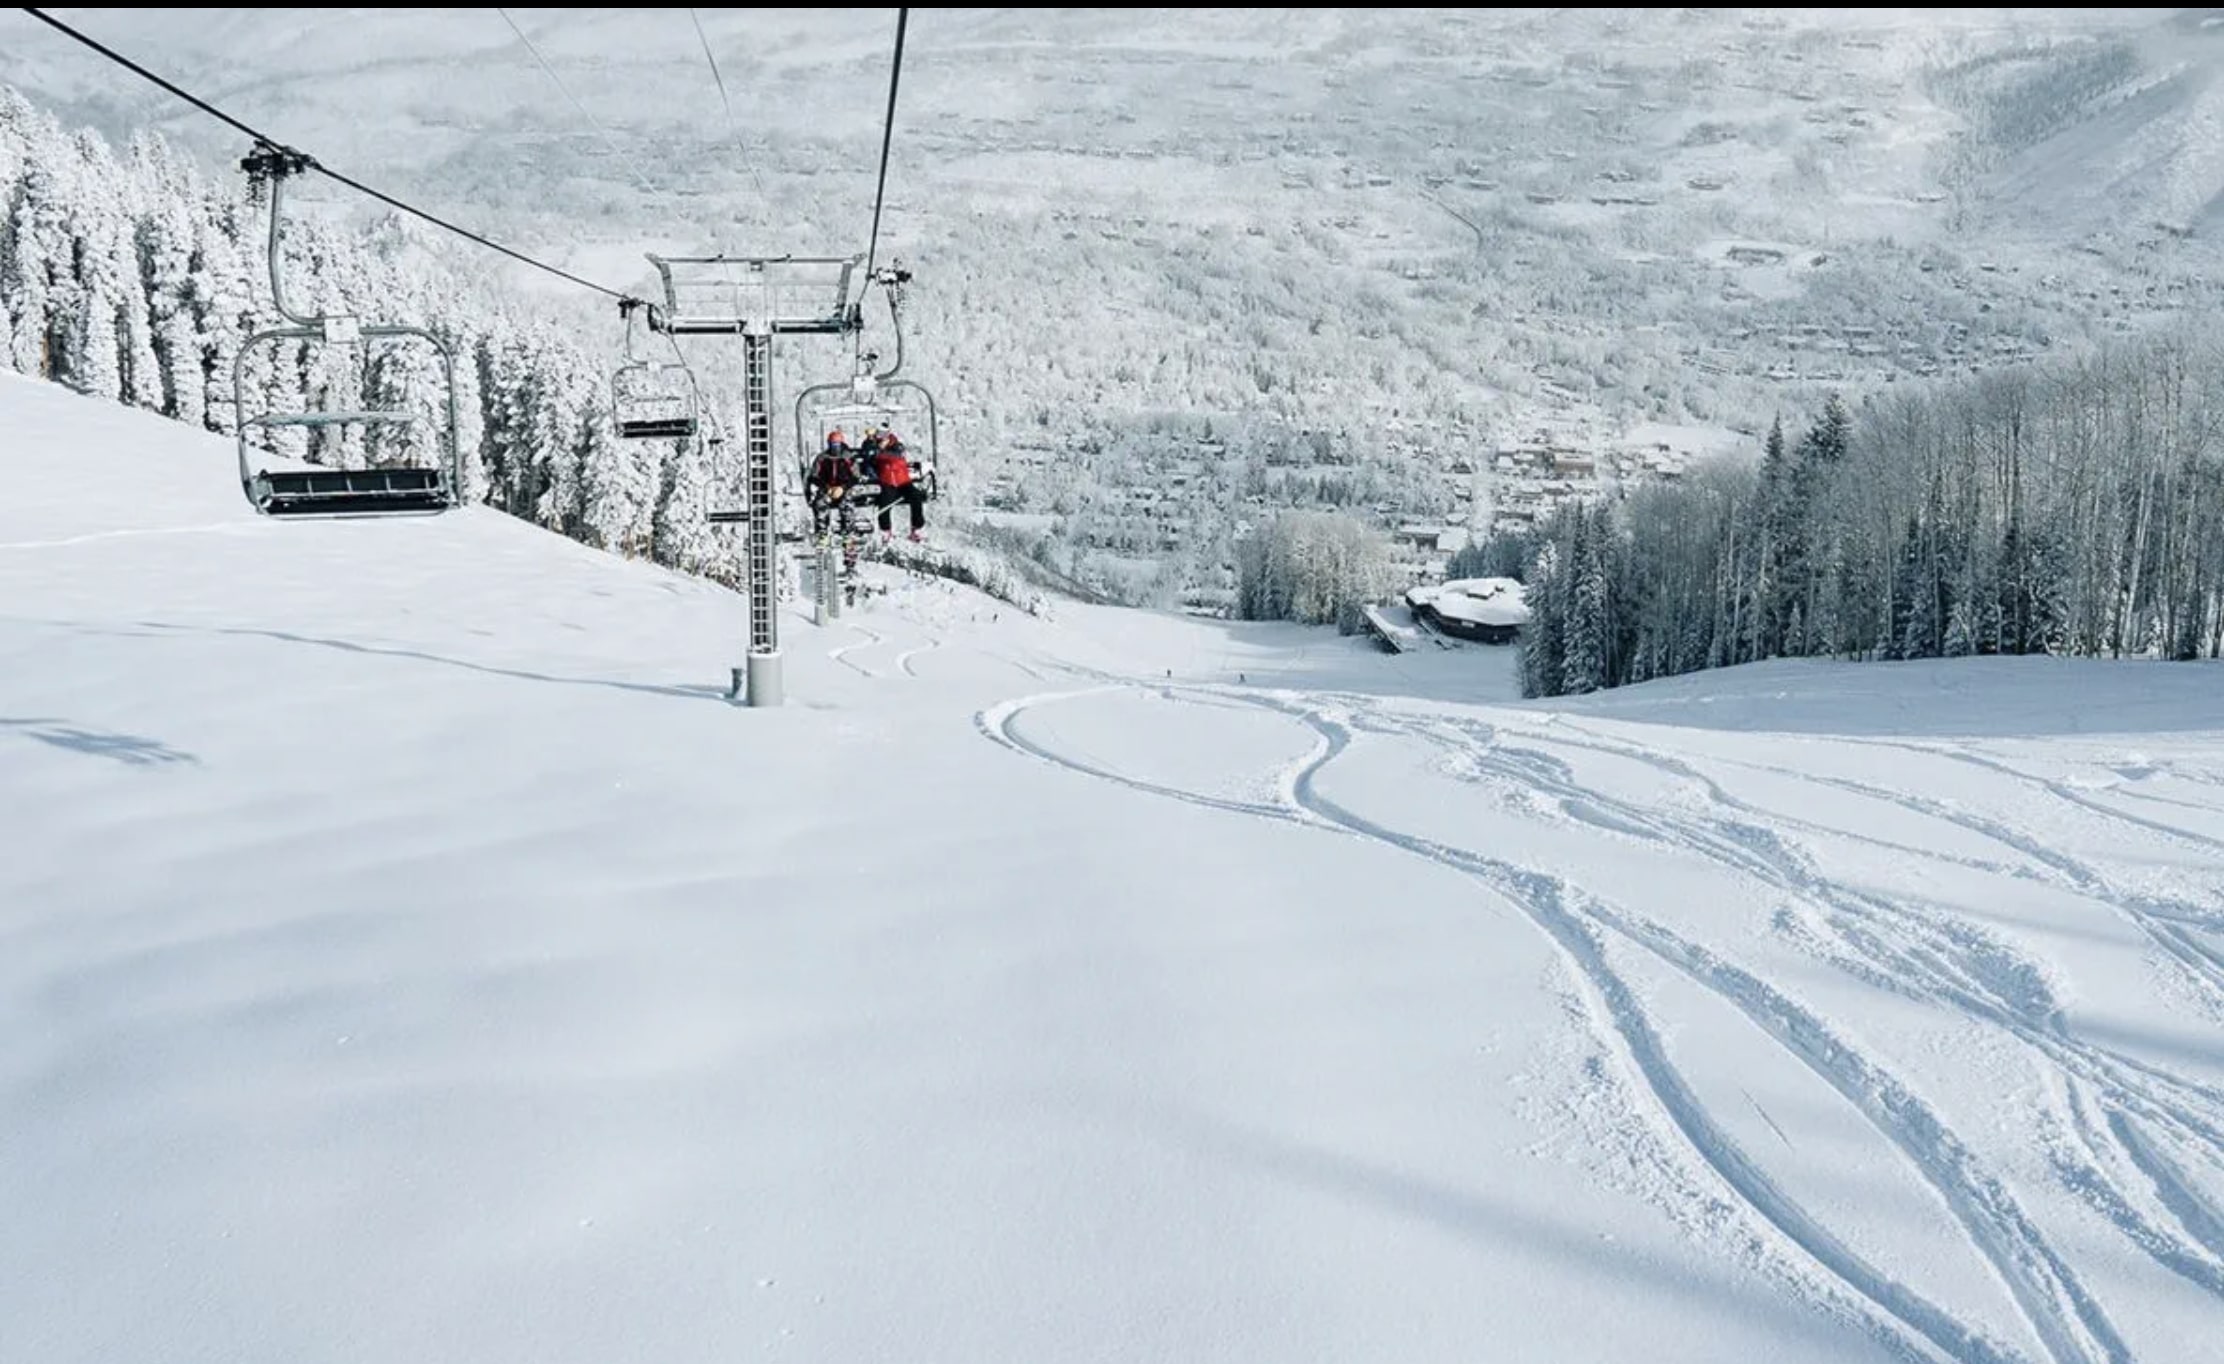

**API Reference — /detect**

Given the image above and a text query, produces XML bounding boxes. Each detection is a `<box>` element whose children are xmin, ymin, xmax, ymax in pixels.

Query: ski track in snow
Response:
<box><xmin>975</xmin><ymin>675</ymin><xmax>2224</xmax><ymax>1364</ymax></box>
<box><xmin>1452</xmin><ymin>712</ymin><xmax>2224</xmax><ymax>1309</ymax></box>
<box><xmin>1280</xmin><ymin>703</ymin><xmax>2134</xmax><ymax>1364</ymax></box>
<box><xmin>1751</xmin><ymin>755</ymin><xmax>2224</xmax><ymax>1014</ymax></box>
<box><xmin>983</xmin><ymin>685</ymin><xmax>1988</xmax><ymax>1361</ymax></box>
<box><xmin>0</xmin><ymin>521</ymin><xmax>250</xmax><ymax>551</ymax></box>
<box><xmin>1526</xmin><ymin>716</ymin><xmax>2224</xmax><ymax>1081</ymax></box>
<box><xmin>829</xmin><ymin>624</ymin><xmax>886</xmax><ymax>677</ymax></box>
<box><xmin>1484</xmin><ymin>716</ymin><xmax>2224</xmax><ymax>1032</ymax></box>
<box><xmin>1836</xmin><ymin>738</ymin><xmax>2224</xmax><ymax>861</ymax></box>
<box><xmin>2050</xmin><ymin>1078</ymin><xmax>2224</xmax><ymax>1300</ymax></box>
<box><xmin>894</xmin><ymin>638</ymin><xmax>940</xmax><ymax>678</ymax></box>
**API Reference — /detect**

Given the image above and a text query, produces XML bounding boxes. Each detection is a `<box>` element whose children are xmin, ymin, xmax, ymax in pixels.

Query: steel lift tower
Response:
<box><xmin>646</xmin><ymin>254</ymin><xmax>867</xmax><ymax>707</ymax></box>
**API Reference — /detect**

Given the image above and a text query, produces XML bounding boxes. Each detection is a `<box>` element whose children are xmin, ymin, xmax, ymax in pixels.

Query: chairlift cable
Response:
<box><xmin>16</xmin><ymin>7</ymin><xmax>643</xmax><ymax>304</ymax></box>
<box><xmin>861</xmin><ymin>7</ymin><xmax>909</xmax><ymax>285</ymax></box>
<box><xmin>496</xmin><ymin>7</ymin><xmax>661</xmax><ymax>199</ymax></box>
<box><xmin>683</xmin><ymin>8</ymin><xmax>752</xmax><ymax>340</ymax></box>
<box><xmin>687</xmin><ymin>8</ymin><xmax>769</xmax><ymax>203</ymax></box>
<box><xmin>312</xmin><ymin>165</ymin><xmax>633</xmax><ymax>301</ymax></box>
<box><xmin>18</xmin><ymin>6</ymin><xmax>263</xmax><ymax>143</ymax></box>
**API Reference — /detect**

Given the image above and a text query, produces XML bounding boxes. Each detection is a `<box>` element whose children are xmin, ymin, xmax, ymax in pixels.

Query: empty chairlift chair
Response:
<box><xmin>611</xmin><ymin>299</ymin><xmax>700</xmax><ymax>440</ymax></box>
<box><xmin>232</xmin><ymin>144</ymin><xmax>461</xmax><ymax>518</ymax></box>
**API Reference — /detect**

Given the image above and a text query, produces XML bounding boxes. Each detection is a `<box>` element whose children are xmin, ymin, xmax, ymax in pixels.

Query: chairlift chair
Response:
<box><xmin>611</xmin><ymin>299</ymin><xmax>699</xmax><ymax>440</ymax></box>
<box><xmin>794</xmin><ymin>372</ymin><xmax>942</xmax><ymax>503</ymax></box>
<box><xmin>232</xmin><ymin>145</ymin><xmax>460</xmax><ymax>518</ymax></box>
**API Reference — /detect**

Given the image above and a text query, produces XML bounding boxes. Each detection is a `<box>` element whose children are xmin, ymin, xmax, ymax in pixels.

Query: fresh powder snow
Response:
<box><xmin>4</xmin><ymin>369</ymin><xmax>2223</xmax><ymax>1363</ymax></box>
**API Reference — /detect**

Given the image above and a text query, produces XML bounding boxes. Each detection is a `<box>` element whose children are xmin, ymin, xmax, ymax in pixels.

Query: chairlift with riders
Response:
<box><xmin>793</xmin><ymin>262</ymin><xmax>941</xmax><ymax>509</ymax></box>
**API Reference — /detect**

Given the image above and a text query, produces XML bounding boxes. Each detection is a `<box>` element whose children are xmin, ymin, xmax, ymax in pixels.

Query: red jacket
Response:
<box><xmin>870</xmin><ymin>447</ymin><xmax>912</xmax><ymax>489</ymax></box>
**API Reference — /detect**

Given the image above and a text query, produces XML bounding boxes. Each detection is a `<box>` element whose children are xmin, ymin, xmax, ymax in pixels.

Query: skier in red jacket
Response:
<box><xmin>866</xmin><ymin>433</ymin><xmax>926</xmax><ymax>541</ymax></box>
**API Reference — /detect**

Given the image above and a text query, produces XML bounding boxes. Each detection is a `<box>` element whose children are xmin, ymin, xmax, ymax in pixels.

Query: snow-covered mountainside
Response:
<box><xmin>5</xmin><ymin>369</ymin><xmax>2222</xmax><ymax>1361</ymax></box>
<box><xmin>9</xmin><ymin>8</ymin><xmax>2224</xmax><ymax>605</ymax></box>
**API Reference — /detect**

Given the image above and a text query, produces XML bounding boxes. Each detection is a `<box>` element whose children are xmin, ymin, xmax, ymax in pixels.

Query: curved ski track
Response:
<box><xmin>975</xmin><ymin>679</ymin><xmax>2224</xmax><ymax>1364</ymax></box>
<box><xmin>894</xmin><ymin>638</ymin><xmax>941</xmax><ymax>678</ymax></box>
<box><xmin>1370</xmin><ymin>704</ymin><xmax>2224</xmax><ymax>1307</ymax></box>
<box><xmin>829</xmin><ymin>625</ymin><xmax>887</xmax><ymax>677</ymax></box>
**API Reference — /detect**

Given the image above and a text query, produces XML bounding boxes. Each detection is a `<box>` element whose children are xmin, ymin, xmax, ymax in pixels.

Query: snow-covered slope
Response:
<box><xmin>4</xmin><ymin>370</ymin><xmax>2221</xmax><ymax>1363</ymax></box>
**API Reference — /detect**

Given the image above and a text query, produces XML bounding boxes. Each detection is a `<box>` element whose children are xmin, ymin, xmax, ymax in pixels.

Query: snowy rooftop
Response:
<box><xmin>1409</xmin><ymin>575</ymin><xmax>1532</xmax><ymax>628</ymax></box>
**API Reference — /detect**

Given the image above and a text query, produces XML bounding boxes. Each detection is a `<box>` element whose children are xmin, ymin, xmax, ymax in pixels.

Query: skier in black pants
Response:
<box><xmin>866</xmin><ymin>434</ymin><xmax>926</xmax><ymax>541</ymax></box>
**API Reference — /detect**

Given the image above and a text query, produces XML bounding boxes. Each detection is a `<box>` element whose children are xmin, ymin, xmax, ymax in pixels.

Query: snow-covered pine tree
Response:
<box><xmin>63</xmin><ymin>130</ymin><xmax>160</xmax><ymax>410</ymax></box>
<box><xmin>579</xmin><ymin>419</ymin><xmax>657</xmax><ymax>557</ymax></box>
<box><xmin>359</xmin><ymin>333</ymin><xmax>446</xmax><ymax>472</ymax></box>
<box><xmin>1560</xmin><ymin>503</ymin><xmax>1610</xmax><ymax>695</ymax></box>
<box><xmin>652</xmin><ymin>435</ymin><xmax>719</xmax><ymax>578</ymax></box>
<box><xmin>133</xmin><ymin>174</ymin><xmax>207</xmax><ymax>426</ymax></box>
<box><xmin>474</xmin><ymin>326</ymin><xmax>540</xmax><ymax>518</ymax></box>
<box><xmin>434</xmin><ymin>320</ymin><xmax>487</xmax><ymax>501</ymax></box>
<box><xmin>514</xmin><ymin>327</ymin><xmax>584</xmax><ymax>535</ymax></box>
<box><xmin>1753</xmin><ymin>413</ymin><xmax>1786</xmax><ymax>657</ymax></box>
<box><xmin>1793</xmin><ymin>394</ymin><xmax>1850</xmax><ymax>656</ymax></box>
<box><xmin>3</xmin><ymin>129</ymin><xmax>73</xmax><ymax>382</ymax></box>
<box><xmin>197</xmin><ymin>189</ymin><xmax>264</xmax><ymax>440</ymax></box>
<box><xmin>1890</xmin><ymin>511</ymin><xmax>1942</xmax><ymax>661</ymax></box>
<box><xmin>1518</xmin><ymin>536</ymin><xmax>1565</xmax><ymax>699</ymax></box>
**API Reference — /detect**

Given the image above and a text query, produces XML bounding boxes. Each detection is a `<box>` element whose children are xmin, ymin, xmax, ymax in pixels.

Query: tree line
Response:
<box><xmin>1486</xmin><ymin>334</ymin><xmax>2224</xmax><ymax>697</ymax></box>
<box><xmin>1236</xmin><ymin>509</ymin><xmax>1394</xmax><ymax>633</ymax></box>
<box><xmin>0</xmin><ymin>88</ymin><xmax>737</xmax><ymax>582</ymax></box>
